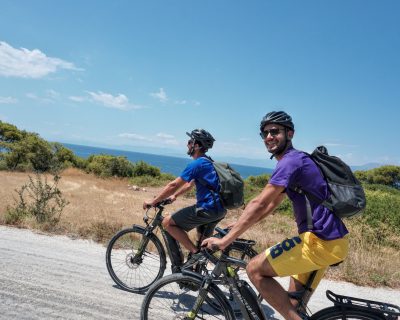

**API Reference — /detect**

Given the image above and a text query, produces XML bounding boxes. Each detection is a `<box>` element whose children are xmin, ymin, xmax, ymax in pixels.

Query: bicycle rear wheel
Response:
<box><xmin>310</xmin><ymin>306</ymin><xmax>385</xmax><ymax>320</ymax></box>
<box><xmin>141</xmin><ymin>273</ymin><xmax>234</xmax><ymax>320</ymax></box>
<box><xmin>106</xmin><ymin>226</ymin><xmax>166</xmax><ymax>293</ymax></box>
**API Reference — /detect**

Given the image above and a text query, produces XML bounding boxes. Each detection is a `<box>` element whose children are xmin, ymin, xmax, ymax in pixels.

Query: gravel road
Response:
<box><xmin>1</xmin><ymin>225</ymin><xmax>399</xmax><ymax>319</ymax></box>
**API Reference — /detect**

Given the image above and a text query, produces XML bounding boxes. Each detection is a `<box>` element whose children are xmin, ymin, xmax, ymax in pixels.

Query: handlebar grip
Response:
<box><xmin>211</xmin><ymin>244</ymin><xmax>220</xmax><ymax>251</ymax></box>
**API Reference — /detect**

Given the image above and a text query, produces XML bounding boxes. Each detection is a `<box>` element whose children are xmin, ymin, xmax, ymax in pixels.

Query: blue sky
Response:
<box><xmin>0</xmin><ymin>0</ymin><xmax>399</xmax><ymax>168</ymax></box>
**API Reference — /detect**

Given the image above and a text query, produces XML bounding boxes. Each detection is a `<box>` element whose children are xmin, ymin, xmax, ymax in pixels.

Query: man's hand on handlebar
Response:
<box><xmin>166</xmin><ymin>195</ymin><xmax>177</xmax><ymax>203</ymax></box>
<box><xmin>143</xmin><ymin>198</ymin><xmax>173</xmax><ymax>210</ymax></box>
<box><xmin>201</xmin><ymin>236</ymin><xmax>229</xmax><ymax>251</ymax></box>
<box><xmin>143</xmin><ymin>200</ymin><xmax>153</xmax><ymax>210</ymax></box>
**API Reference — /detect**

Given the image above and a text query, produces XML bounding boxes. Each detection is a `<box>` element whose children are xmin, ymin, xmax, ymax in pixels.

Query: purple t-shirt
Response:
<box><xmin>269</xmin><ymin>147</ymin><xmax>348</xmax><ymax>240</ymax></box>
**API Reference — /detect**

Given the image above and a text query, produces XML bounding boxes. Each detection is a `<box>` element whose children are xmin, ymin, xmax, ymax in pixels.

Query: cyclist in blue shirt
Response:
<box><xmin>203</xmin><ymin>112</ymin><xmax>349</xmax><ymax>320</ymax></box>
<box><xmin>143</xmin><ymin>129</ymin><xmax>226</xmax><ymax>256</ymax></box>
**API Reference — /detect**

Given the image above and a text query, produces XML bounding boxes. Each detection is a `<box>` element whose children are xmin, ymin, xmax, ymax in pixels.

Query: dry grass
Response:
<box><xmin>1</xmin><ymin>169</ymin><xmax>398</xmax><ymax>288</ymax></box>
<box><xmin>0</xmin><ymin>168</ymin><xmax>195</xmax><ymax>240</ymax></box>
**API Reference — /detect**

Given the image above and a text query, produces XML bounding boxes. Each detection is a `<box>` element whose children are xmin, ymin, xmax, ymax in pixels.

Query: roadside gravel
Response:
<box><xmin>0</xmin><ymin>225</ymin><xmax>399</xmax><ymax>319</ymax></box>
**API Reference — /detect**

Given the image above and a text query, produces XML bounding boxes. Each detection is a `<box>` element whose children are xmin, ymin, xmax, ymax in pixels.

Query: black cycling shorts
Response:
<box><xmin>171</xmin><ymin>205</ymin><xmax>226</xmax><ymax>237</ymax></box>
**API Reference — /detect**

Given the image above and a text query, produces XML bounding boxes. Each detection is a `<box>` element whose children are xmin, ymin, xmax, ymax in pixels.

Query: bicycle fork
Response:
<box><xmin>186</xmin><ymin>277</ymin><xmax>212</xmax><ymax>320</ymax></box>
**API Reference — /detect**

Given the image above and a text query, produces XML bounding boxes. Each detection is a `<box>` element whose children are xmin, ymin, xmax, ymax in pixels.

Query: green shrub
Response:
<box><xmin>355</xmin><ymin>166</ymin><xmax>400</xmax><ymax>189</ymax></box>
<box><xmin>345</xmin><ymin>185</ymin><xmax>400</xmax><ymax>249</ymax></box>
<box><xmin>130</xmin><ymin>172</ymin><xmax>175</xmax><ymax>187</ymax></box>
<box><xmin>0</xmin><ymin>158</ymin><xmax>7</xmax><ymax>170</ymax></box>
<box><xmin>86</xmin><ymin>154</ymin><xmax>134</xmax><ymax>177</ymax></box>
<box><xmin>5</xmin><ymin>173</ymin><xmax>69</xmax><ymax>225</ymax></box>
<box><xmin>246</xmin><ymin>174</ymin><xmax>270</xmax><ymax>188</ymax></box>
<box><xmin>132</xmin><ymin>161</ymin><xmax>161</xmax><ymax>177</ymax></box>
<box><xmin>243</xmin><ymin>174</ymin><xmax>270</xmax><ymax>204</ymax></box>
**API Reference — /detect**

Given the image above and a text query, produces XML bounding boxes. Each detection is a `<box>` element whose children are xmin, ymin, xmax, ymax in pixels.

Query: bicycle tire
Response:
<box><xmin>141</xmin><ymin>273</ymin><xmax>235</xmax><ymax>320</ymax></box>
<box><xmin>106</xmin><ymin>226</ymin><xmax>166</xmax><ymax>293</ymax></box>
<box><xmin>310</xmin><ymin>306</ymin><xmax>385</xmax><ymax>320</ymax></box>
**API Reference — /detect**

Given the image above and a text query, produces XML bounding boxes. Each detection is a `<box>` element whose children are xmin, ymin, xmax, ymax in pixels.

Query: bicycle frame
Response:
<box><xmin>134</xmin><ymin>204</ymin><xmax>184</xmax><ymax>271</ymax></box>
<box><xmin>186</xmin><ymin>248</ymin><xmax>266</xmax><ymax>320</ymax></box>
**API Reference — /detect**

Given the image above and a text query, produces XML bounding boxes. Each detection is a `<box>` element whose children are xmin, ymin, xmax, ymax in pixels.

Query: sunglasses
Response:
<box><xmin>260</xmin><ymin>128</ymin><xmax>285</xmax><ymax>139</ymax></box>
<box><xmin>187</xmin><ymin>139</ymin><xmax>194</xmax><ymax>145</ymax></box>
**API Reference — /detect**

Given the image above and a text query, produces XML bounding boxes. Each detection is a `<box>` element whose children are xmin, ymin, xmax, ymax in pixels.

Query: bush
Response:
<box><xmin>243</xmin><ymin>174</ymin><xmax>270</xmax><ymax>204</ymax></box>
<box><xmin>355</xmin><ymin>185</ymin><xmax>400</xmax><ymax>248</ymax></box>
<box><xmin>130</xmin><ymin>173</ymin><xmax>175</xmax><ymax>187</ymax></box>
<box><xmin>355</xmin><ymin>166</ymin><xmax>400</xmax><ymax>189</ymax></box>
<box><xmin>132</xmin><ymin>161</ymin><xmax>161</xmax><ymax>177</ymax></box>
<box><xmin>86</xmin><ymin>154</ymin><xmax>134</xmax><ymax>177</ymax></box>
<box><xmin>5</xmin><ymin>173</ymin><xmax>69</xmax><ymax>225</ymax></box>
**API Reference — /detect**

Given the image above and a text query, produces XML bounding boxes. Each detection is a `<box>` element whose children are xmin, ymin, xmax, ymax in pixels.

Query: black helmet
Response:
<box><xmin>260</xmin><ymin>111</ymin><xmax>294</xmax><ymax>132</ymax></box>
<box><xmin>186</xmin><ymin>129</ymin><xmax>215</xmax><ymax>150</ymax></box>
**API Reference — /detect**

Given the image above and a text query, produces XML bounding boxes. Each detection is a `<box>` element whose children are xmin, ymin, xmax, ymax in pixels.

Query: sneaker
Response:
<box><xmin>182</xmin><ymin>251</ymin><xmax>205</xmax><ymax>270</ymax></box>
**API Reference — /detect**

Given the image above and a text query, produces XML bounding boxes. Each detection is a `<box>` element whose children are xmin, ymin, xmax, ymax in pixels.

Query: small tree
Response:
<box><xmin>5</xmin><ymin>173</ymin><xmax>69</xmax><ymax>225</ymax></box>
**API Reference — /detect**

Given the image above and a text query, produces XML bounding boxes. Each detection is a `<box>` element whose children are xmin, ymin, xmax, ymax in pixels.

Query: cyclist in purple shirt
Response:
<box><xmin>203</xmin><ymin>111</ymin><xmax>349</xmax><ymax>320</ymax></box>
<box><xmin>143</xmin><ymin>129</ymin><xmax>226</xmax><ymax>258</ymax></box>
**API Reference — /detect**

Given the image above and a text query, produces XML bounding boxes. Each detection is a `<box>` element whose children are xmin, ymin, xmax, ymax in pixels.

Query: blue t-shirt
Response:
<box><xmin>180</xmin><ymin>157</ymin><xmax>224</xmax><ymax>212</ymax></box>
<box><xmin>269</xmin><ymin>147</ymin><xmax>348</xmax><ymax>240</ymax></box>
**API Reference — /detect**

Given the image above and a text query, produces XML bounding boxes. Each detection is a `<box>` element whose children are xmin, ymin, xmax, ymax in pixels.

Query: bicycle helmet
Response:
<box><xmin>260</xmin><ymin>111</ymin><xmax>295</xmax><ymax>132</ymax></box>
<box><xmin>186</xmin><ymin>129</ymin><xmax>215</xmax><ymax>150</ymax></box>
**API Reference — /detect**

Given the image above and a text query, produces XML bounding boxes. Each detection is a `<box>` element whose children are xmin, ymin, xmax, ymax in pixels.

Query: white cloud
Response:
<box><xmin>118</xmin><ymin>132</ymin><xmax>180</xmax><ymax>146</ymax></box>
<box><xmin>323</xmin><ymin>142</ymin><xmax>358</xmax><ymax>148</ymax></box>
<box><xmin>25</xmin><ymin>90</ymin><xmax>60</xmax><ymax>104</ymax></box>
<box><xmin>87</xmin><ymin>91</ymin><xmax>142</xmax><ymax>110</ymax></box>
<box><xmin>150</xmin><ymin>88</ymin><xmax>168</xmax><ymax>103</ymax></box>
<box><xmin>174</xmin><ymin>100</ymin><xmax>187</xmax><ymax>105</ymax></box>
<box><xmin>157</xmin><ymin>132</ymin><xmax>175</xmax><ymax>139</ymax></box>
<box><xmin>0</xmin><ymin>96</ymin><xmax>18</xmax><ymax>104</ymax></box>
<box><xmin>156</xmin><ymin>132</ymin><xmax>178</xmax><ymax>145</ymax></box>
<box><xmin>69</xmin><ymin>95</ymin><xmax>86</xmax><ymax>102</ymax></box>
<box><xmin>0</xmin><ymin>41</ymin><xmax>82</xmax><ymax>78</ymax></box>
<box><xmin>119</xmin><ymin>133</ymin><xmax>153</xmax><ymax>141</ymax></box>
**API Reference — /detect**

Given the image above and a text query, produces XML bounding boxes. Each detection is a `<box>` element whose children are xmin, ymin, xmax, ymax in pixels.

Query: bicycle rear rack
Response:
<box><xmin>326</xmin><ymin>290</ymin><xmax>400</xmax><ymax>318</ymax></box>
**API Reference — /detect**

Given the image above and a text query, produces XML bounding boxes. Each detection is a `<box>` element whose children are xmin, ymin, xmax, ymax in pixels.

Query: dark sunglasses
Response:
<box><xmin>260</xmin><ymin>128</ymin><xmax>285</xmax><ymax>139</ymax></box>
<box><xmin>187</xmin><ymin>139</ymin><xmax>194</xmax><ymax>145</ymax></box>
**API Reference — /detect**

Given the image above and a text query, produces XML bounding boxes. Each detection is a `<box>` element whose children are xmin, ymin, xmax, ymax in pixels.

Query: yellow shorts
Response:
<box><xmin>265</xmin><ymin>232</ymin><xmax>349</xmax><ymax>289</ymax></box>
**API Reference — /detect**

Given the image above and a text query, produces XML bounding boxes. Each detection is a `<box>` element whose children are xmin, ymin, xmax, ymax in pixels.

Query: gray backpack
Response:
<box><xmin>292</xmin><ymin>146</ymin><xmax>366</xmax><ymax>228</ymax></box>
<box><xmin>199</xmin><ymin>158</ymin><xmax>245</xmax><ymax>210</ymax></box>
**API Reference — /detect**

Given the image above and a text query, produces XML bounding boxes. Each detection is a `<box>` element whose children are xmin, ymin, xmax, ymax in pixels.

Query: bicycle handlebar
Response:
<box><xmin>144</xmin><ymin>198</ymin><xmax>173</xmax><ymax>210</ymax></box>
<box><xmin>213</xmin><ymin>227</ymin><xmax>256</xmax><ymax>248</ymax></box>
<box><xmin>201</xmin><ymin>246</ymin><xmax>248</xmax><ymax>269</ymax></box>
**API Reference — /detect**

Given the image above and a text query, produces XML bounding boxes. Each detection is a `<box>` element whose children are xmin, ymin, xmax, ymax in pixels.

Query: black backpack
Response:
<box><xmin>198</xmin><ymin>158</ymin><xmax>245</xmax><ymax>210</ymax></box>
<box><xmin>293</xmin><ymin>146</ymin><xmax>366</xmax><ymax>227</ymax></box>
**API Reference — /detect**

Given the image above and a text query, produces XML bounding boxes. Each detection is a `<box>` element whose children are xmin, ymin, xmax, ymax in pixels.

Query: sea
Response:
<box><xmin>63</xmin><ymin>143</ymin><xmax>272</xmax><ymax>178</ymax></box>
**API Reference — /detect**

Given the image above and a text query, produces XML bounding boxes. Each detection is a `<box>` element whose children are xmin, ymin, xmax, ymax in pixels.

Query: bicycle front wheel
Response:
<box><xmin>141</xmin><ymin>273</ymin><xmax>234</xmax><ymax>320</ymax></box>
<box><xmin>310</xmin><ymin>306</ymin><xmax>385</xmax><ymax>320</ymax></box>
<box><xmin>106</xmin><ymin>226</ymin><xmax>166</xmax><ymax>293</ymax></box>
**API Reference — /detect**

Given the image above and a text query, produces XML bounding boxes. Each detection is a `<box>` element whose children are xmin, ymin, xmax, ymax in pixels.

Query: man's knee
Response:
<box><xmin>246</xmin><ymin>252</ymin><xmax>277</xmax><ymax>280</ymax></box>
<box><xmin>162</xmin><ymin>215</ymin><xmax>176</xmax><ymax>229</ymax></box>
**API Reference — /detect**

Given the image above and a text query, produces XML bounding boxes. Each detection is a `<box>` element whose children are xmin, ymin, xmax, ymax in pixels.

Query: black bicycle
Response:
<box><xmin>105</xmin><ymin>199</ymin><xmax>257</xmax><ymax>294</ymax></box>
<box><xmin>140</xmin><ymin>246</ymin><xmax>400</xmax><ymax>320</ymax></box>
